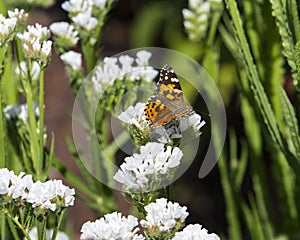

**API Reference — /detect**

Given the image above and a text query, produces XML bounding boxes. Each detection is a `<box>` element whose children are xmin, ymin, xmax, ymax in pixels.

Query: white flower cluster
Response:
<box><xmin>4</xmin><ymin>103</ymin><xmax>39</xmax><ymax>123</ymax></box>
<box><xmin>172</xmin><ymin>224</ymin><xmax>220</xmax><ymax>240</ymax></box>
<box><xmin>182</xmin><ymin>0</ymin><xmax>222</xmax><ymax>42</ymax></box>
<box><xmin>113</xmin><ymin>142</ymin><xmax>183</xmax><ymax>192</ymax></box>
<box><xmin>27</xmin><ymin>227</ymin><xmax>69</xmax><ymax>240</ymax></box>
<box><xmin>17</xmin><ymin>23</ymin><xmax>52</xmax><ymax>64</ymax></box>
<box><xmin>91</xmin><ymin>51</ymin><xmax>158</xmax><ymax>93</ymax></box>
<box><xmin>60</xmin><ymin>51</ymin><xmax>82</xmax><ymax>71</ymax></box>
<box><xmin>7</xmin><ymin>8</ymin><xmax>28</xmax><ymax>23</ymax></box>
<box><xmin>118</xmin><ymin>102</ymin><xmax>147</xmax><ymax>131</ymax></box>
<box><xmin>0</xmin><ymin>13</ymin><xmax>17</xmax><ymax>46</ymax></box>
<box><xmin>80</xmin><ymin>198</ymin><xmax>220</xmax><ymax>240</ymax></box>
<box><xmin>0</xmin><ymin>168</ymin><xmax>75</xmax><ymax>212</ymax></box>
<box><xmin>49</xmin><ymin>22</ymin><xmax>79</xmax><ymax>47</ymax></box>
<box><xmin>141</xmin><ymin>198</ymin><xmax>189</xmax><ymax>233</ymax></box>
<box><xmin>80</xmin><ymin>212</ymin><xmax>144</xmax><ymax>240</ymax></box>
<box><xmin>61</xmin><ymin>0</ymin><xmax>107</xmax><ymax>31</ymax></box>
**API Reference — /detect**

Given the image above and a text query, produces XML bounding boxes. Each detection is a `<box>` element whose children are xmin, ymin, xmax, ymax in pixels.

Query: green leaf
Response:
<box><xmin>253</xmin><ymin>175</ymin><xmax>275</xmax><ymax>239</ymax></box>
<box><xmin>234</xmin><ymin>140</ymin><xmax>248</xmax><ymax>191</ymax></box>
<box><xmin>224</xmin><ymin>0</ymin><xmax>284</xmax><ymax>156</ymax></box>
<box><xmin>287</xmin><ymin>0</ymin><xmax>300</xmax><ymax>42</ymax></box>
<box><xmin>279</xmin><ymin>87</ymin><xmax>300</xmax><ymax>160</ymax></box>
<box><xmin>218</xmin><ymin>154</ymin><xmax>243</xmax><ymax>240</ymax></box>
<box><xmin>269</xmin><ymin>0</ymin><xmax>298</xmax><ymax>88</ymax></box>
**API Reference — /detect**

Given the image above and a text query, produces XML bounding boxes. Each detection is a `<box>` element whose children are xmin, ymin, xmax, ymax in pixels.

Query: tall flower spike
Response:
<box><xmin>182</xmin><ymin>0</ymin><xmax>211</xmax><ymax>41</ymax></box>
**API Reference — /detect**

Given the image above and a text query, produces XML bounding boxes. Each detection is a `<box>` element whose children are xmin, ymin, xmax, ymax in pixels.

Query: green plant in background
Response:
<box><xmin>180</xmin><ymin>0</ymin><xmax>300</xmax><ymax>239</ymax></box>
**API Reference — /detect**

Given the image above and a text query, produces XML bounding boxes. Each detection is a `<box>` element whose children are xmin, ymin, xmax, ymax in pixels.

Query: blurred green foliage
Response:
<box><xmin>130</xmin><ymin>0</ymin><xmax>300</xmax><ymax>239</ymax></box>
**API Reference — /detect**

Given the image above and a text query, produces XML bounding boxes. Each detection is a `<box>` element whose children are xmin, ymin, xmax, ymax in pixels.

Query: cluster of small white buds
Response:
<box><xmin>182</xmin><ymin>0</ymin><xmax>223</xmax><ymax>42</ymax></box>
<box><xmin>17</xmin><ymin>23</ymin><xmax>52</xmax><ymax>67</ymax></box>
<box><xmin>0</xmin><ymin>168</ymin><xmax>75</xmax><ymax>213</ymax></box>
<box><xmin>0</xmin><ymin>13</ymin><xmax>17</xmax><ymax>47</ymax></box>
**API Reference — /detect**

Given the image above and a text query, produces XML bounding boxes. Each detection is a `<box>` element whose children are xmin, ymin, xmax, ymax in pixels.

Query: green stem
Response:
<box><xmin>37</xmin><ymin>216</ymin><xmax>46</xmax><ymax>240</ymax></box>
<box><xmin>51</xmin><ymin>156</ymin><xmax>101</xmax><ymax>201</ymax></box>
<box><xmin>1</xmin><ymin>208</ymin><xmax>31</xmax><ymax>240</ymax></box>
<box><xmin>0</xmin><ymin>48</ymin><xmax>6</xmax><ymax>168</ymax></box>
<box><xmin>26</xmin><ymin>84</ymin><xmax>40</xmax><ymax>178</ymax></box>
<box><xmin>38</xmin><ymin>69</ymin><xmax>45</xmax><ymax>177</ymax></box>
<box><xmin>0</xmin><ymin>212</ymin><xmax>5</xmax><ymax>240</ymax></box>
<box><xmin>51</xmin><ymin>209</ymin><xmax>66</xmax><ymax>240</ymax></box>
<box><xmin>103</xmin><ymin>130</ymin><xmax>129</xmax><ymax>156</ymax></box>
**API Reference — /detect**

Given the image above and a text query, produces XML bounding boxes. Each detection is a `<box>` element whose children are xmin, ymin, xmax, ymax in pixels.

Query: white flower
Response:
<box><xmin>172</xmin><ymin>224</ymin><xmax>220</xmax><ymax>240</ymax></box>
<box><xmin>60</xmin><ymin>51</ymin><xmax>82</xmax><ymax>70</ymax></box>
<box><xmin>0</xmin><ymin>14</ymin><xmax>17</xmax><ymax>46</ymax></box>
<box><xmin>4</xmin><ymin>103</ymin><xmax>39</xmax><ymax>123</ymax></box>
<box><xmin>178</xmin><ymin>112</ymin><xmax>206</xmax><ymax>134</ymax></box>
<box><xmin>50</xmin><ymin>21</ymin><xmax>79</xmax><ymax>46</ymax></box>
<box><xmin>8</xmin><ymin>172</ymin><xmax>33</xmax><ymax>199</ymax></box>
<box><xmin>41</xmin><ymin>40</ymin><xmax>52</xmax><ymax>58</ymax></box>
<box><xmin>27</xmin><ymin>227</ymin><xmax>69</xmax><ymax>240</ymax></box>
<box><xmin>119</xmin><ymin>55</ymin><xmax>134</xmax><ymax>77</ymax></box>
<box><xmin>26</xmin><ymin>181</ymin><xmax>57</xmax><ymax>211</ymax></box>
<box><xmin>91</xmin><ymin>51</ymin><xmax>157</xmax><ymax>93</ymax></box>
<box><xmin>26</xmin><ymin>179</ymin><xmax>75</xmax><ymax>211</ymax></box>
<box><xmin>118</xmin><ymin>102</ymin><xmax>147</xmax><ymax>130</ymax></box>
<box><xmin>136</xmin><ymin>50</ymin><xmax>152</xmax><ymax>66</ymax></box>
<box><xmin>113</xmin><ymin>142</ymin><xmax>183</xmax><ymax>192</ymax></box>
<box><xmin>72</xmin><ymin>12</ymin><xmax>98</xmax><ymax>30</ymax></box>
<box><xmin>62</xmin><ymin>0</ymin><xmax>92</xmax><ymax>14</ymax></box>
<box><xmin>0</xmin><ymin>168</ymin><xmax>14</xmax><ymax>195</ymax></box>
<box><xmin>140</xmin><ymin>198</ymin><xmax>189</xmax><ymax>233</ymax></box>
<box><xmin>129</xmin><ymin>66</ymin><xmax>158</xmax><ymax>82</ymax></box>
<box><xmin>17</xmin><ymin>24</ymin><xmax>52</xmax><ymax>62</ymax></box>
<box><xmin>26</xmin><ymin>23</ymin><xmax>50</xmax><ymax>40</ymax></box>
<box><xmin>80</xmin><ymin>212</ymin><xmax>145</xmax><ymax>240</ymax></box>
<box><xmin>91</xmin><ymin>57</ymin><xmax>120</xmax><ymax>92</ymax></box>
<box><xmin>0</xmin><ymin>168</ymin><xmax>75</xmax><ymax>213</ymax></box>
<box><xmin>7</xmin><ymin>8</ymin><xmax>28</xmax><ymax>22</ymax></box>
<box><xmin>15</xmin><ymin>61</ymin><xmax>41</xmax><ymax>80</ymax></box>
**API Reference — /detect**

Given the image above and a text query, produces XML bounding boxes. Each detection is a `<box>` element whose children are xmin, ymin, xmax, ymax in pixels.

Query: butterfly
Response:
<box><xmin>144</xmin><ymin>65</ymin><xmax>194</xmax><ymax>127</ymax></box>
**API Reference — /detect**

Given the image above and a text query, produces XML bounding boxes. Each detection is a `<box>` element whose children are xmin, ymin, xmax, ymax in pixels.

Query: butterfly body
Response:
<box><xmin>144</xmin><ymin>65</ymin><xmax>194</xmax><ymax>127</ymax></box>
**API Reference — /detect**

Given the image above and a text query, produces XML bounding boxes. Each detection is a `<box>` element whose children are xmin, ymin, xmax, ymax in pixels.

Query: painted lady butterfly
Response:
<box><xmin>144</xmin><ymin>65</ymin><xmax>194</xmax><ymax>127</ymax></box>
